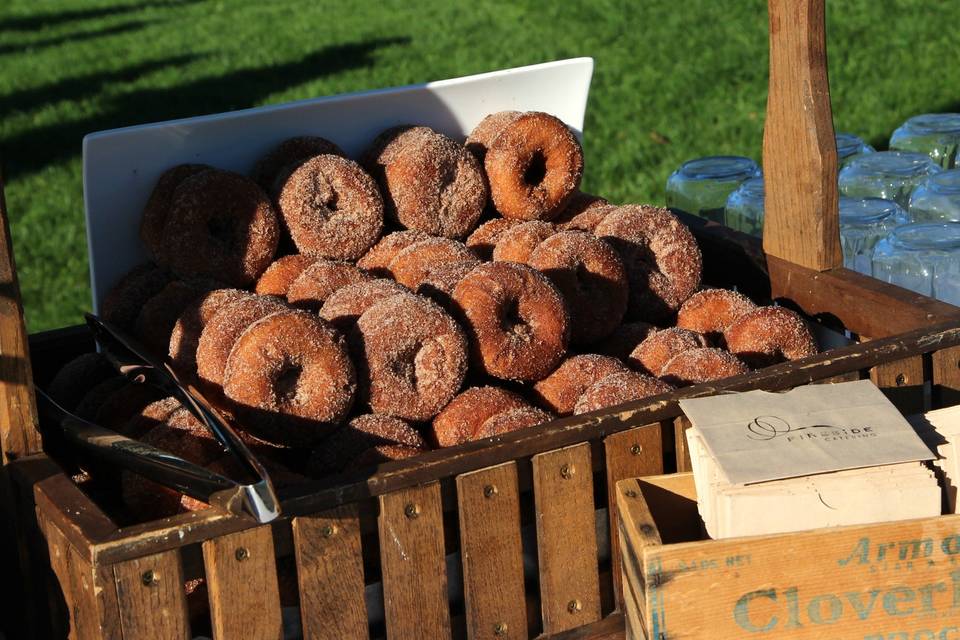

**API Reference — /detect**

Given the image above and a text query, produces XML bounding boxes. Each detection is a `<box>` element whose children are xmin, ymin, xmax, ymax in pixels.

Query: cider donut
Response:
<box><xmin>121</xmin><ymin>396</ymin><xmax>183</xmax><ymax>439</ymax></box>
<box><xmin>473</xmin><ymin>406</ymin><xmax>554</xmax><ymax>440</ymax></box>
<box><xmin>465</xmin><ymin>110</ymin><xmax>522</xmax><ymax>163</ymax></box>
<box><xmin>415</xmin><ymin>259</ymin><xmax>481</xmax><ymax>309</ymax></box>
<box><xmin>169</xmin><ymin>288</ymin><xmax>251</xmax><ymax>375</ymax></box>
<box><xmin>388</xmin><ymin>237</ymin><xmax>477</xmax><ymax>289</ymax></box>
<box><xmin>140</xmin><ymin>164</ymin><xmax>210</xmax><ymax>261</ymax></box>
<box><xmin>485</xmin><ymin>112</ymin><xmax>583</xmax><ymax>221</ymax></box>
<box><xmin>254</xmin><ymin>255</ymin><xmax>318</xmax><ymax>297</ymax></box>
<box><xmin>660</xmin><ymin>347</ymin><xmax>749</xmax><ymax>387</ymax></box>
<box><xmin>553</xmin><ymin>192</ymin><xmax>609</xmax><ymax>227</ymax></box>
<box><xmin>357</xmin><ymin>229</ymin><xmax>431</xmax><ymax>276</ymax></box>
<box><xmin>277</xmin><ymin>154</ymin><xmax>384</xmax><ymax>260</ymax></box>
<box><xmin>452</xmin><ymin>261</ymin><xmax>570</xmax><ymax>382</ymax></box>
<box><xmin>319</xmin><ymin>278</ymin><xmax>409</xmax><ymax>331</ymax></box>
<box><xmin>528</xmin><ymin>231</ymin><xmax>628</xmax><ymax>344</ymax></box>
<box><xmin>101</xmin><ymin>263</ymin><xmax>172</xmax><ymax>331</ymax></box>
<box><xmin>161</xmin><ymin>169</ymin><xmax>280</xmax><ymax>286</ymax></box>
<box><xmin>676</xmin><ymin>288</ymin><xmax>757</xmax><ymax>345</ymax></box>
<box><xmin>251</xmin><ymin>136</ymin><xmax>345</xmax><ymax>193</ymax></box>
<box><xmin>465</xmin><ymin>218</ymin><xmax>522</xmax><ymax>260</ymax></box>
<box><xmin>432</xmin><ymin>386</ymin><xmax>531</xmax><ymax>447</ymax></box>
<box><xmin>628</xmin><ymin>327</ymin><xmax>708</xmax><ymax>377</ymax></box>
<box><xmin>93</xmin><ymin>382</ymin><xmax>165</xmax><ymax>431</ymax></box>
<box><xmin>532</xmin><ymin>354</ymin><xmax>629</xmax><ymax>416</ymax></box>
<box><xmin>223</xmin><ymin>310</ymin><xmax>356</xmax><ymax>446</ymax></box>
<box><xmin>596</xmin><ymin>322</ymin><xmax>659</xmax><ymax>361</ymax></box>
<box><xmin>74</xmin><ymin>377</ymin><xmax>127</xmax><ymax>422</ymax></box>
<box><xmin>48</xmin><ymin>353</ymin><xmax>117</xmax><ymax>412</ymax></box>
<box><xmin>558</xmin><ymin>204</ymin><xmax>618</xmax><ymax>233</ymax></box>
<box><xmin>723</xmin><ymin>306</ymin><xmax>819</xmax><ymax>369</ymax></box>
<box><xmin>491</xmin><ymin>220</ymin><xmax>556</xmax><ymax>263</ymax></box>
<box><xmin>595</xmin><ymin>205</ymin><xmax>702</xmax><ymax>323</ymax></box>
<box><xmin>351</xmin><ymin>293</ymin><xmax>469</xmax><ymax>421</ymax></box>
<box><xmin>573</xmin><ymin>372</ymin><xmax>673</xmax><ymax>415</ymax></box>
<box><xmin>135</xmin><ymin>280</ymin><xmax>216</xmax><ymax>355</ymax></box>
<box><xmin>308</xmin><ymin>414</ymin><xmax>428</xmax><ymax>475</ymax></box>
<box><xmin>285</xmin><ymin>259</ymin><xmax>373</xmax><ymax>310</ymax></box>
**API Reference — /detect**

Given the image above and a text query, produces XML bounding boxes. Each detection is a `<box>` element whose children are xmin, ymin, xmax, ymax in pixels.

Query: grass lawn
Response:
<box><xmin>2</xmin><ymin>0</ymin><xmax>959</xmax><ymax>331</ymax></box>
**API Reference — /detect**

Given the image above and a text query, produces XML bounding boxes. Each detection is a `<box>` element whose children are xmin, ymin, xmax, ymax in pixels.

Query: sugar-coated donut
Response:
<box><xmin>351</xmin><ymin>293</ymin><xmax>468</xmax><ymax>421</ymax></box>
<box><xmin>724</xmin><ymin>306</ymin><xmax>819</xmax><ymax>368</ymax></box>
<box><xmin>595</xmin><ymin>205</ymin><xmax>702</xmax><ymax>323</ymax></box>
<box><xmin>308</xmin><ymin>413</ymin><xmax>428</xmax><ymax>475</ymax></box>
<box><xmin>528</xmin><ymin>231</ymin><xmax>628</xmax><ymax>344</ymax></box>
<box><xmin>558</xmin><ymin>203</ymin><xmax>618</xmax><ymax>233</ymax></box>
<box><xmin>415</xmin><ymin>259</ymin><xmax>481</xmax><ymax>309</ymax></box>
<box><xmin>473</xmin><ymin>406</ymin><xmax>554</xmax><ymax>440</ymax></box>
<box><xmin>660</xmin><ymin>347</ymin><xmax>749</xmax><ymax>387</ymax></box>
<box><xmin>93</xmin><ymin>382</ymin><xmax>164</xmax><ymax>431</ymax></box>
<box><xmin>255</xmin><ymin>255</ymin><xmax>318</xmax><ymax>297</ymax></box>
<box><xmin>357</xmin><ymin>229</ymin><xmax>432</xmax><ymax>277</ymax></box>
<box><xmin>676</xmin><ymin>288</ymin><xmax>757</xmax><ymax>345</ymax></box>
<box><xmin>195</xmin><ymin>295</ymin><xmax>288</xmax><ymax>388</ymax></box>
<box><xmin>596</xmin><ymin>322</ymin><xmax>659</xmax><ymax>361</ymax></box>
<box><xmin>169</xmin><ymin>288</ymin><xmax>251</xmax><ymax>375</ymax></box>
<box><xmin>452</xmin><ymin>261</ymin><xmax>570</xmax><ymax>382</ymax></box>
<box><xmin>388</xmin><ymin>237</ymin><xmax>478</xmax><ymax>289</ymax></box>
<box><xmin>533</xmin><ymin>354</ymin><xmax>629</xmax><ymax>416</ymax></box>
<box><xmin>135</xmin><ymin>280</ymin><xmax>216</xmax><ymax>355</ymax></box>
<box><xmin>319</xmin><ymin>278</ymin><xmax>409</xmax><ymax>331</ymax></box>
<box><xmin>48</xmin><ymin>353</ymin><xmax>117</xmax><ymax>412</ymax></box>
<box><xmin>491</xmin><ymin>220</ymin><xmax>556</xmax><ymax>263</ymax></box>
<box><xmin>285</xmin><ymin>259</ymin><xmax>372</xmax><ymax>310</ymax></box>
<box><xmin>574</xmin><ymin>372</ymin><xmax>674</xmax><ymax>415</ymax></box>
<box><xmin>351</xmin><ymin>444</ymin><xmax>425</xmax><ymax>468</ymax></box>
<box><xmin>277</xmin><ymin>154</ymin><xmax>384</xmax><ymax>260</ymax></box>
<box><xmin>432</xmin><ymin>385</ymin><xmax>531</xmax><ymax>447</ymax></box>
<box><xmin>102</xmin><ymin>263</ymin><xmax>172</xmax><ymax>331</ymax></box>
<box><xmin>628</xmin><ymin>327</ymin><xmax>708</xmax><ymax>376</ymax></box>
<box><xmin>223</xmin><ymin>310</ymin><xmax>356</xmax><ymax>446</ymax></box>
<box><xmin>140</xmin><ymin>164</ymin><xmax>211</xmax><ymax>261</ymax></box>
<box><xmin>465</xmin><ymin>218</ymin><xmax>522</xmax><ymax>260</ymax></box>
<box><xmin>74</xmin><ymin>377</ymin><xmax>127</xmax><ymax>422</ymax></box>
<box><xmin>485</xmin><ymin>112</ymin><xmax>584</xmax><ymax>221</ymax></box>
<box><xmin>161</xmin><ymin>169</ymin><xmax>280</xmax><ymax>286</ymax></box>
<box><xmin>251</xmin><ymin>136</ymin><xmax>345</xmax><ymax>193</ymax></box>
<box><xmin>553</xmin><ymin>192</ymin><xmax>609</xmax><ymax>227</ymax></box>
<box><xmin>465</xmin><ymin>111</ymin><xmax>522</xmax><ymax>163</ymax></box>
<box><xmin>366</xmin><ymin>127</ymin><xmax>487</xmax><ymax>239</ymax></box>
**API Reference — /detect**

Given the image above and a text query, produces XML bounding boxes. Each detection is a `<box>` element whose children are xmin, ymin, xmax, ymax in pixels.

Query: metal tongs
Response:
<box><xmin>35</xmin><ymin>313</ymin><xmax>280</xmax><ymax>523</ymax></box>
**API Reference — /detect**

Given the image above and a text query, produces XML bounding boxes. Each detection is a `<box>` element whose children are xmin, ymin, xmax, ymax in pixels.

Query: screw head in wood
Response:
<box><xmin>494</xmin><ymin>622</ymin><xmax>508</xmax><ymax>635</ymax></box>
<box><xmin>896</xmin><ymin>373</ymin><xmax>906</xmax><ymax>386</ymax></box>
<box><xmin>321</xmin><ymin>524</ymin><xmax>336</xmax><ymax>538</ymax></box>
<box><xmin>560</xmin><ymin>463</ymin><xmax>575</xmax><ymax>479</ymax></box>
<box><xmin>624</xmin><ymin>489</ymin><xmax>638</xmax><ymax>498</ymax></box>
<box><xmin>483</xmin><ymin>484</ymin><xmax>498</xmax><ymax>498</ymax></box>
<box><xmin>141</xmin><ymin>570</ymin><xmax>157</xmax><ymax>586</ymax></box>
<box><xmin>404</xmin><ymin>503</ymin><xmax>420</xmax><ymax>519</ymax></box>
<box><xmin>235</xmin><ymin>547</ymin><xmax>249</xmax><ymax>561</ymax></box>
<box><xmin>630</xmin><ymin>444</ymin><xmax>642</xmax><ymax>455</ymax></box>
<box><xmin>567</xmin><ymin>599</ymin><xmax>582</xmax><ymax>614</ymax></box>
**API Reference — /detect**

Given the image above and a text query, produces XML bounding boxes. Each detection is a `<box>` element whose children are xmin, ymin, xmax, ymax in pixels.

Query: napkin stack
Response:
<box><xmin>910</xmin><ymin>404</ymin><xmax>960</xmax><ymax>514</ymax></box>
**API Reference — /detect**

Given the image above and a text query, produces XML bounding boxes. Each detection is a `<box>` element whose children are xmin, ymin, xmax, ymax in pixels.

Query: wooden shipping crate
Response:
<box><xmin>3</xmin><ymin>1</ymin><xmax>960</xmax><ymax>638</ymax></box>
<box><xmin>616</xmin><ymin>473</ymin><xmax>960</xmax><ymax>640</ymax></box>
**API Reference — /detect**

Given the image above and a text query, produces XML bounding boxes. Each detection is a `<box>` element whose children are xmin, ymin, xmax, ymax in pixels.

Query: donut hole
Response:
<box><xmin>207</xmin><ymin>214</ymin><xmax>237</xmax><ymax>251</ymax></box>
<box><xmin>523</xmin><ymin>151</ymin><xmax>548</xmax><ymax>187</ymax></box>
<box><xmin>501</xmin><ymin>298</ymin><xmax>533</xmax><ymax>341</ymax></box>
<box><xmin>388</xmin><ymin>345</ymin><xmax>420</xmax><ymax>385</ymax></box>
<box><xmin>274</xmin><ymin>360</ymin><xmax>304</xmax><ymax>404</ymax></box>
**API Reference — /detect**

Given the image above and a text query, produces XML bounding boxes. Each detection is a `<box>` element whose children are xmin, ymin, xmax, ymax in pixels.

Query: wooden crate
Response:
<box><xmin>3</xmin><ymin>1</ymin><xmax>960</xmax><ymax>638</ymax></box>
<box><xmin>617</xmin><ymin>473</ymin><xmax>960</xmax><ymax>640</ymax></box>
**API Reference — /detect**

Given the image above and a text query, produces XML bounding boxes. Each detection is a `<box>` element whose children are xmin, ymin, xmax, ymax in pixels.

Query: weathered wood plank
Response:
<box><xmin>673</xmin><ymin>416</ymin><xmax>692</xmax><ymax>474</ymax></box>
<box><xmin>932</xmin><ymin>345</ymin><xmax>960</xmax><ymax>409</ymax></box>
<box><xmin>870</xmin><ymin>355</ymin><xmax>927</xmax><ymax>415</ymax></box>
<box><xmin>68</xmin><ymin>545</ymin><xmax>122</xmax><ymax>640</ymax></box>
<box><xmin>113</xmin><ymin>550</ymin><xmax>190</xmax><ymax>639</ymax></box>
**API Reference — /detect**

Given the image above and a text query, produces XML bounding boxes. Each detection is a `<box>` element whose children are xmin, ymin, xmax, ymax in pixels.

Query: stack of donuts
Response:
<box><xmin>50</xmin><ymin>110</ymin><xmax>819</xmax><ymax>520</ymax></box>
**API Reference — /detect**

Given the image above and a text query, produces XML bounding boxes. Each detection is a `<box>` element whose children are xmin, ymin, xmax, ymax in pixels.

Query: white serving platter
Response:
<box><xmin>82</xmin><ymin>57</ymin><xmax>594</xmax><ymax>313</ymax></box>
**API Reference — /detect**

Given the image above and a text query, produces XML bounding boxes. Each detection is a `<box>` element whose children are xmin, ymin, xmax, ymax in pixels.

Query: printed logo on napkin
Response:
<box><xmin>679</xmin><ymin>380</ymin><xmax>935</xmax><ymax>485</ymax></box>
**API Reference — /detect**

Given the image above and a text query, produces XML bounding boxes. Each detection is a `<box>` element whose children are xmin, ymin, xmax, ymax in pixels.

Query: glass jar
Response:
<box><xmin>871</xmin><ymin>222</ymin><xmax>960</xmax><ymax>305</ymax></box>
<box><xmin>889</xmin><ymin>113</ymin><xmax>960</xmax><ymax>169</ymax></box>
<box><xmin>838</xmin><ymin>197</ymin><xmax>908</xmax><ymax>276</ymax></box>
<box><xmin>724</xmin><ymin>176</ymin><xmax>764</xmax><ymax>236</ymax></box>
<box><xmin>665</xmin><ymin>156</ymin><xmax>760</xmax><ymax>224</ymax></box>
<box><xmin>838</xmin><ymin>151</ymin><xmax>941</xmax><ymax>208</ymax></box>
<box><xmin>908</xmin><ymin>169</ymin><xmax>960</xmax><ymax>223</ymax></box>
<box><xmin>836</xmin><ymin>132</ymin><xmax>875</xmax><ymax>168</ymax></box>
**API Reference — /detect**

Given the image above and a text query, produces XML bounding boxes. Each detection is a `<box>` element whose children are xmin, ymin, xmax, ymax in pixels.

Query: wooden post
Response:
<box><xmin>763</xmin><ymin>0</ymin><xmax>842</xmax><ymax>271</ymax></box>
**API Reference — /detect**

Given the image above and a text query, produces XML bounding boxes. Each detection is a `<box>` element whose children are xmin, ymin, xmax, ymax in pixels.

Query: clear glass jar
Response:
<box><xmin>836</xmin><ymin>132</ymin><xmax>875</xmax><ymax>168</ymax></box>
<box><xmin>908</xmin><ymin>169</ymin><xmax>960</xmax><ymax>223</ymax></box>
<box><xmin>724</xmin><ymin>176</ymin><xmax>764</xmax><ymax>236</ymax></box>
<box><xmin>871</xmin><ymin>222</ymin><xmax>960</xmax><ymax>304</ymax></box>
<box><xmin>889</xmin><ymin>113</ymin><xmax>960</xmax><ymax>169</ymax></box>
<box><xmin>838</xmin><ymin>197</ymin><xmax>909</xmax><ymax>276</ymax></box>
<box><xmin>665</xmin><ymin>156</ymin><xmax>760</xmax><ymax>224</ymax></box>
<box><xmin>838</xmin><ymin>151</ymin><xmax>942</xmax><ymax>208</ymax></box>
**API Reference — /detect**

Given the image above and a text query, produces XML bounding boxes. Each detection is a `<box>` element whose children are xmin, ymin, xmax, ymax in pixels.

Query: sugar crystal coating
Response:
<box><xmin>574</xmin><ymin>371</ymin><xmax>673</xmax><ymax>415</ymax></box>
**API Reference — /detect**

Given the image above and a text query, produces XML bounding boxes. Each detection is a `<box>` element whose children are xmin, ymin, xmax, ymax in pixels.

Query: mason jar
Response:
<box><xmin>724</xmin><ymin>176</ymin><xmax>764</xmax><ymax>236</ymax></box>
<box><xmin>908</xmin><ymin>169</ymin><xmax>960</xmax><ymax>223</ymax></box>
<box><xmin>665</xmin><ymin>156</ymin><xmax>760</xmax><ymax>224</ymax></box>
<box><xmin>838</xmin><ymin>151</ymin><xmax>942</xmax><ymax>208</ymax></box>
<box><xmin>838</xmin><ymin>197</ymin><xmax>909</xmax><ymax>276</ymax></box>
<box><xmin>889</xmin><ymin>113</ymin><xmax>960</xmax><ymax>169</ymax></box>
<box><xmin>871</xmin><ymin>222</ymin><xmax>960</xmax><ymax>305</ymax></box>
<box><xmin>836</xmin><ymin>132</ymin><xmax>875</xmax><ymax>168</ymax></box>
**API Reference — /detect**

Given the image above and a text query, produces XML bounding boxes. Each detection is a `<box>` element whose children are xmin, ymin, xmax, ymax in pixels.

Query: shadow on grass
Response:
<box><xmin>0</xmin><ymin>0</ymin><xmax>204</xmax><ymax>31</ymax></box>
<box><xmin>0</xmin><ymin>36</ymin><xmax>411</xmax><ymax>179</ymax></box>
<box><xmin>0</xmin><ymin>19</ymin><xmax>155</xmax><ymax>56</ymax></box>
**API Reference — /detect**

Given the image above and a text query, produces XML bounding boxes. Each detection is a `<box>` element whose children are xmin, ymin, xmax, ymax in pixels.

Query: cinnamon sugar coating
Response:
<box><xmin>140</xmin><ymin>164</ymin><xmax>211</xmax><ymax>261</ymax></box>
<box><xmin>573</xmin><ymin>371</ymin><xmax>673</xmax><ymax>415</ymax></box>
<box><xmin>660</xmin><ymin>347</ymin><xmax>749</xmax><ymax>387</ymax></box>
<box><xmin>388</xmin><ymin>237</ymin><xmax>477</xmax><ymax>288</ymax></box>
<box><xmin>319</xmin><ymin>278</ymin><xmax>409</xmax><ymax>331</ymax></box>
<box><xmin>491</xmin><ymin>220</ymin><xmax>556</xmax><ymax>264</ymax></box>
<box><xmin>101</xmin><ymin>263</ymin><xmax>172</xmax><ymax>331</ymax></box>
<box><xmin>121</xmin><ymin>396</ymin><xmax>183</xmax><ymax>439</ymax></box>
<box><xmin>628</xmin><ymin>327</ymin><xmax>708</xmax><ymax>376</ymax></box>
<box><xmin>432</xmin><ymin>385</ymin><xmax>531</xmax><ymax>447</ymax></box>
<box><xmin>196</xmin><ymin>295</ymin><xmax>287</xmax><ymax>388</ymax></box>
<box><xmin>308</xmin><ymin>413</ymin><xmax>428</xmax><ymax>475</ymax></box>
<box><xmin>415</xmin><ymin>259</ymin><xmax>481</xmax><ymax>309</ymax></box>
<box><xmin>553</xmin><ymin>192</ymin><xmax>609</xmax><ymax>227</ymax></box>
<box><xmin>724</xmin><ymin>306</ymin><xmax>819</xmax><ymax>369</ymax></box>
<box><xmin>676</xmin><ymin>288</ymin><xmax>757</xmax><ymax>345</ymax></box>
<box><xmin>285</xmin><ymin>259</ymin><xmax>372</xmax><ymax>311</ymax></box>
<box><xmin>466</xmin><ymin>218</ymin><xmax>522</xmax><ymax>260</ymax></box>
<box><xmin>473</xmin><ymin>406</ymin><xmax>554</xmax><ymax>440</ymax></box>
<box><xmin>357</xmin><ymin>229</ymin><xmax>431</xmax><ymax>277</ymax></box>
<box><xmin>596</xmin><ymin>322</ymin><xmax>659</xmax><ymax>361</ymax></box>
<box><xmin>251</xmin><ymin>136</ymin><xmax>345</xmax><ymax>193</ymax></box>
<box><xmin>533</xmin><ymin>354</ymin><xmax>629</xmax><ymax>416</ymax></box>
<box><xmin>558</xmin><ymin>203</ymin><xmax>618</xmax><ymax>232</ymax></box>
<box><xmin>255</xmin><ymin>255</ymin><xmax>318</xmax><ymax>297</ymax></box>
<box><xmin>465</xmin><ymin>110</ymin><xmax>522</xmax><ymax>163</ymax></box>
<box><xmin>169</xmin><ymin>288</ymin><xmax>251</xmax><ymax>376</ymax></box>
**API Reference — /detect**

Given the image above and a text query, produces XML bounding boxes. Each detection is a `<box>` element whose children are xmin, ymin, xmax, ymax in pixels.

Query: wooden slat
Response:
<box><xmin>603</xmin><ymin>423</ymin><xmax>663</xmax><ymax>610</ymax></box>
<box><xmin>813</xmin><ymin>370</ymin><xmax>861</xmax><ymax>384</ymax></box>
<box><xmin>292</xmin><ymin>505</ymin><xmax>368</xmax><ymax>640</ymax></box>
<box><xmin>68</xmin><ymin>545</ymin><xmax>121</xmax><ymax>640</ymax></box>
<box><xmin>932</xmin><ymin>345</ymin><xmax>960</xmax><ymax>408</ymax></box>
<box><xmin>113</xmin><ymin>549</ymin><xmax>190</xmax><ymax>639</ymax></box>
<box><xmin>541</xmin><ymin>612</ymin><xmax>625</xmax><ymax>640</ymax></box>
<box><xmin>41</xmin><ymin>518</ymin><xmax>77</xmax><ymax>640</ymax></box>
<box><xmin>533</xmin><ymin>443</ymin><xmax>601</xmax><ymax>634</ymax></box>
<box><xmin>202</xmin><ymin>526</ymin><xmax>282</xmax><ymax>640</ymax></box>
<box><xmin>378</xmin><ymin>482</ymin><xmax>451</xmax><ymax>639</ymax></box>
<box><xmin>870</xmin><ymin>355</ymin><xmax>927</xmax><ymax>415</ymax></box>
<box><xmin>456</xmin><ymin>462</ymin><xmax>526</xmax><ymax>640</ymax></box>
<box><xmin>673</xmin><ymin>416</ymin><xmax>692</xmax><ymax>473</ymax></box>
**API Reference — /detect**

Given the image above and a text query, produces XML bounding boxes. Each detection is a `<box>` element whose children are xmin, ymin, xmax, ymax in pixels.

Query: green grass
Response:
<box><xmin>2</xmin><ymin>0</ymin><xmax>959</xmax><ymax>331</ymax></box>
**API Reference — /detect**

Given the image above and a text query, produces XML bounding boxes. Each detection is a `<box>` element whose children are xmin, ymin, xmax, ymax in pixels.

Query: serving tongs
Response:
<box><xmin>35</xmin><ymin>313</ymin><xmax>280</xmax><ymax>524</ymax></box>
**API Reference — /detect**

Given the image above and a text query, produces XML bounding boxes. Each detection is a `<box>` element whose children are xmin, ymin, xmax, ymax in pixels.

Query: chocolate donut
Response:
<box><xmin>135</xmin><ymin>280</ymin><xmax>216</xmax><ymax>356</ymax></box>
<box><xmin>473</xmin><ymin>406</ymin><xmax>554</xmax><ymax>440</ymax></box>
<box><xmin>308</xmin><ymin>414</ymin><xmax>428</xmax><ymax>475</ymax></box>
<box><xmin>432</xmin><ymin>385</ymin><xmax>531</xmax><ymax>447</ymax></box>
<box><xmin>533</xmin><ymin>354</ymin><xmax>629</xmax><ymax>416</ymax></box>
<box><xmin>161</xmin><ymin>169</ymin><xmax>280</xmax><ymax>286</ymax></box>
<box><xmin>676</xmin><ymin>288</ymin><xmax>757</xmax><ymax>345</ymax></box>
<box><xmin>628</xmin><ymin>327</ymin><xmax>708</xmax><ymax>377</ymax></box>
<box><xmin>357</xmin><ymin>229</ymin><xmax>432</xmax><ymax>276</ymax></box>
<box><xmin>351</xmin><ymin>293</ymin><xmax>468</xmax><ymax>421</ymax></box>
<box><xmin>528</xmin><ymin>231</ymin><xmax>628</xmax><ymax>344</ymax></box>
<box><xmin>388</xmin><ymin>237</ymin><xmax>477</xmax><ymax>289</ymax></box>
<box><xmin>101</xmin><ymin>263</ymin><xmax>172</xmax><ymax>331</ymax></box>
<box><xmin>319</xmin><ymin>278</ymin><xmax>409</xmax><ymax>331</ymax></box>
<box><xmin>465</xmin><ymin>218</ymin><xmax>522</xmax><ymax>260</ymax></box>
<box><xmin>140</xmin><ymin>164</ymin><xmax>211</xmax><ymax>261</ymax></box>
<box><xmin>595</xmin><ymin>205</ymin><xmax>702</xmax><ymax>323</ymax></box>
<box><xmin>491</xmin><ymin>220</ymin><xmax>556</xmax><ymax>264</ymax></box>
<box><xmin>660</xmin><ymin>347</ymin><xmax>749</xmax><ymax>387</ymax></box>
<box><xmin>251</xmin><ymin>136</ymin><xmax>345</xmax><ymax>193</ymax></box>
<box><xmin>485</xmin><ymin>112</ymin><xmax>583</xmax><ymax>221</ymax></box>
<box><xmin>452</xmin><ymin>261</ymin><xmax>570</xmax><ymax>382</ymax></box>
<box><xmin>169</xmin><ymin>288</ymin><xmax>251</xmax><ymax>375</ymax></box>
<box><xmin>254</xmin><ymin>255</ymin><xmax>318</xmax><ymax>297</ymax></box>
<box><xmin>465</xmin><ymin>110</ymin><xmax>522</xmax><ymax>163</ymax></box>
<box><xmin>366</xmin><ymin>127</ymin><xmax>487</xmax><ymax>239</ymax></box>
<box><xmin>285</xmin><ymin>259</ymin><xmax>373</xmax><ymax>310</ymax></box>
<box><xmin>724</xmin><ymin>306</ymin><xmax>818</xmax><ymax>369</ymax></box>
<box><xmin>47</xmin><ymin>353</ymin><xmax>117</xmax><ymax>412</ymax></box>
<box><xmin>223</xmin><ymin>310</ymin><xmax>356</xmax><ymax>446</ymax></box>
<box><xmin>596</xmin><ymin>322</ymin><xmax>659</xmax><ymax>361</ymax></box>
<box><xmin>573</xmin><ymin>372</ymin><xmax>673</xmax><ymax>415</ymax></box>
<box><xmin>277</xmin><ymin>154</ymin><xmax>384</xmax><ymax>260</ymax></box>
